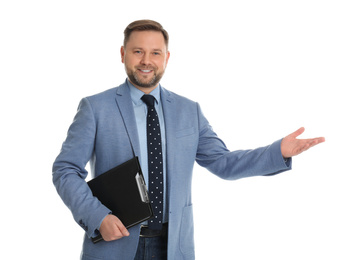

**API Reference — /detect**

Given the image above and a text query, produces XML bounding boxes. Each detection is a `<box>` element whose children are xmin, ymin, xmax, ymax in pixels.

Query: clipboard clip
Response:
<box><xmin>135</xmin><ymin>173</ymin><xmax>149</xmax><ymax>203</ymax></box>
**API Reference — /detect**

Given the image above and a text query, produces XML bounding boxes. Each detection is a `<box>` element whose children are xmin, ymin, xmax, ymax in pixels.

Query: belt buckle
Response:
<box><xmin>139</xmin><ymin>224</ymin><xmax>163</xmax><ymax>238</ymax></box>
<box><xmin>139</xmin><ymin>225</ymin><xmax>152</xmax><ymax>238</ymax></box>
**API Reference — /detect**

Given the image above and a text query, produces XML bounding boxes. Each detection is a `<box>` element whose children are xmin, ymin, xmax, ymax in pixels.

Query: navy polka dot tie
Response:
<box><xmin>141</xmin><ymin>94</ymin><xmax>163</xmax><ymax>230</ymax></box>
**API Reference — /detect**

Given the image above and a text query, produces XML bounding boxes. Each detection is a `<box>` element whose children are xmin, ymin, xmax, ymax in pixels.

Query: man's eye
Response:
<box><xmin>135</xmin><ymin>51</ymin><xmax>142</xmax><ymax>54</ymax></box>
<box><xmin>153</xmin><ymin>52</ymin><xmax>160</xmax><ymax>55</ymax></box>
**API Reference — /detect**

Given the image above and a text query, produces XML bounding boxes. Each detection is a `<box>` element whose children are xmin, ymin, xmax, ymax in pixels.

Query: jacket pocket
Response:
<box><xmin>179</xmin><ymin>204</ymin><xmax>195</xmax><ymax>258</ymax></box>
<box><xmin>176</xmin><ymin>127</ymin><xmax>196</xmax><ymax>139</ymax></box>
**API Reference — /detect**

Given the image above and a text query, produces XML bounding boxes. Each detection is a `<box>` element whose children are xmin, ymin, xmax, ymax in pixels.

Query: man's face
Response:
<box><xmin>121</xmin><ymin>30</ymin><xmax>170</xmax><ymax>92</ymax></box>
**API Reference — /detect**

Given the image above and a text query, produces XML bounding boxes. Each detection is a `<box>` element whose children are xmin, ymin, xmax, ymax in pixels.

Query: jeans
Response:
<box><xmin>134</xmin><ymin>235</ymin><xmax>168</xmax><ymax>260</ymax></box>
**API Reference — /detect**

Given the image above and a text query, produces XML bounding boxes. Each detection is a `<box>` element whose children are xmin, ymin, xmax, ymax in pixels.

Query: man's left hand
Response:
<box><xmin>281</xmin><ymin>127</ymin><xmax>325</xmax><ymax>158</ymax></box>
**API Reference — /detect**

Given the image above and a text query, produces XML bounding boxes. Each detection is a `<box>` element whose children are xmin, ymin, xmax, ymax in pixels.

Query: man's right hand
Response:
<box><xmin>99</xmin><ymin>214</ymin><xmax>130</xmax><ymax>241</ymax></box>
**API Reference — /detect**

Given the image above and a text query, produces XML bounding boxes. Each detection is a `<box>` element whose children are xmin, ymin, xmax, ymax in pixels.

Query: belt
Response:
<box><xmin>140</xmin><ymin>223</ymin><xmax>168</xmax><ymax>238</ymax></box>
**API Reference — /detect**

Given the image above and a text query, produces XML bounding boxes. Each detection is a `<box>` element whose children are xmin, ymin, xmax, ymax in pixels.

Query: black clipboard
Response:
<box><xmin>87</xmin><ymin>157</ymin><xmax>153</xmax><ymax>243</ymax></box>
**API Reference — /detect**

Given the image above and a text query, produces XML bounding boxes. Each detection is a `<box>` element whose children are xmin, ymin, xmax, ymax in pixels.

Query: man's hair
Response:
<box><xmin>123</xmin><ymin>19</ymin><xmax>169</xmax><ymax>49</ymax></box>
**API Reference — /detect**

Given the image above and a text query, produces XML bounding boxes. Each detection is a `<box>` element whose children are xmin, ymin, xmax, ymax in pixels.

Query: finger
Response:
<box><xmin>299</xmin><ymin>137</ymin><xmax>325</xmax><ymax>153</ymax></box>
<box><xmin>315</xmin><ymin>137</ymin><xmax>326</xmax><ymax>144</ymax></box>
<box><xmin>289</xmin><ymin>127</ymin><xmax>305</xmax><ymax>139</ymax></box>
<box><xmin>308</xmin><ymin>137</ymin><xmax>325</xmax><ymax>148</ymax></box>
<box><xmin>115</xmin><ymin>219</ymin><xmax>130</xmax><ymax>237</ymax></box>
<box><xmin>304</xmin><ymin>137</ymin><xmax>325</xmax><ymax>146</ymax></box>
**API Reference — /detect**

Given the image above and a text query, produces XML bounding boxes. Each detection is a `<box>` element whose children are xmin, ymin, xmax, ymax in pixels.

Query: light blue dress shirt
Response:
<box><xmin>127</xmin><ymin>80</ymin><xmax>168</xmax><ymax>224</ymax></box>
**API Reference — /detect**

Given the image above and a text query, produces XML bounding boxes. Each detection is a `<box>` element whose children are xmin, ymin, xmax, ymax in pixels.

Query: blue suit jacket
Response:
<box><xmin>53</xmin><ymin>81</ymin><xmax>291</xmax><ymax>260</ymax></box>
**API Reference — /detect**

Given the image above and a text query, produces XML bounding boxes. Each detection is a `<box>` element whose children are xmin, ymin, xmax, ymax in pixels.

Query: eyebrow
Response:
<box><xmin>131</xmin><ymin>47</ymin><xmax>164</xmax><ymax>52</ymax></box>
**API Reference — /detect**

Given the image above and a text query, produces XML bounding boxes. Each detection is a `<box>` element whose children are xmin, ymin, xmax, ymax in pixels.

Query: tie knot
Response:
<box><xmin>141</xmin><ymin>94</ymin><xmax>156</xmax><ymax>107</ymax></box>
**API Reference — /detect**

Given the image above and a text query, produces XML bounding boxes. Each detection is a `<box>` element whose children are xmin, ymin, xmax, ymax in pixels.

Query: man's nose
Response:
<box><xmin>140</xmin><ymin>53</ymin><xmax>151</xmax><ymax>65</ymax></box>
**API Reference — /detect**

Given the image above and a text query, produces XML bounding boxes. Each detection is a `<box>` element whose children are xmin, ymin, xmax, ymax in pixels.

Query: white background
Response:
<box><xmin>1</xmin><ymin>0</ymin><xmax>355</xmax><ymax>259</ymax></box>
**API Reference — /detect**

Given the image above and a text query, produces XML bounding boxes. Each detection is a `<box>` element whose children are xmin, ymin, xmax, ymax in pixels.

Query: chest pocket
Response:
<box><xmin>176</xmin><ymin>127</ymin><xmax>196</xmax><ymax>139</ymax></box>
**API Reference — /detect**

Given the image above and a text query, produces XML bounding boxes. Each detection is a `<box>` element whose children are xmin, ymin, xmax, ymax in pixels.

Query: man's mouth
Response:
<box><xmin>137</xmin><ymin>67</ymin><xmax>155</xmax><ymax>74</ymax></box>
<box><xmin>140</xmin><ymin>69</ymin><xmax>152</xmax><ymax>73</ymax></box>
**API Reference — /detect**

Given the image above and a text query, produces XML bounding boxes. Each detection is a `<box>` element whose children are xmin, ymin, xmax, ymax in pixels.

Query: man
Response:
<box><xmin>52</xmin><ymin>20</ymin><xmax>325</xmax><ymax>260</ymax></box>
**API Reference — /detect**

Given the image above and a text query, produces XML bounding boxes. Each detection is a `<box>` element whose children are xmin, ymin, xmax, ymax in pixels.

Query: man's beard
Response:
<box><xmin>126</xmin><ymin>66</ymin><xmax>164</xmax><ymax>89</ymax></box>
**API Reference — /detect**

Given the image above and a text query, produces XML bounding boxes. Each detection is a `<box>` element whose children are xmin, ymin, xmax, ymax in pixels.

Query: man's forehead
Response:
<box><xmin>126</xmin><ymin>30</ymin><xmax>167</xmax><ymax>49</ymax></box>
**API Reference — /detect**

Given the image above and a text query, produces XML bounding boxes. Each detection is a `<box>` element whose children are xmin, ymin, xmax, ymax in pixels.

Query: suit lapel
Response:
<box><xmin>160</xmin><ymin>87</ymin><xmax>177</xmax><ymax>203</ymax></box>
<box><xmin>115</xmin><ymin>82</ymin><xmax>141</xmax><ymax>158</ymax></box>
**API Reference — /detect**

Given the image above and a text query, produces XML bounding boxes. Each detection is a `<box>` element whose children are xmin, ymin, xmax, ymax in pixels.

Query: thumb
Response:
<box><xmin>115</xmin><ymin>219</ymin><xmax>130</xmax><ymax>237</ymax></box>
<box><xmin>289</xmin><ymin>127</ymin><xmax>305</xmax><ymax>139</ymax></box>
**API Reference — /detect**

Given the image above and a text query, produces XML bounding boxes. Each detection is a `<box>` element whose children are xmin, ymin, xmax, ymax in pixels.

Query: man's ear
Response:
<box><xmin>120</xmin><ymin>46</ymin><xmax>125</xmax><ymax>63</ymax></box>
<box><xmin>165</xmin><ymin>51</ymin><xmax>170</xmax><ymax>67</ymax></box>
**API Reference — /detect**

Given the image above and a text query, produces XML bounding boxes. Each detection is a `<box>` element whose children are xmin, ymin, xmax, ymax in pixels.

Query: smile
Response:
<box><xmin>137</xmin><ymin>68</ymin><xmax>154</xmax><ymax>74</ymax></box>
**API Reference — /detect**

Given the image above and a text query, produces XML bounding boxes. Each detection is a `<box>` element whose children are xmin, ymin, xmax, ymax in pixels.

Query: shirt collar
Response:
<box><xmin>127</xmin><ymin>79</ymin><xmax>161</xmax><ymax>106</ymax></box>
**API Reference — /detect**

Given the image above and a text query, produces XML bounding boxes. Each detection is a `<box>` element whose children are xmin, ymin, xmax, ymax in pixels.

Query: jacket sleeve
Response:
<box><xmin>195</xmin><ymin>103</ymin><xmax>292</xmax><ymax>180</ymax></box>
<box><xmin>52</xmin><ymin>97</ymin><xmax>111</xmax><ymax>238</ymax></box>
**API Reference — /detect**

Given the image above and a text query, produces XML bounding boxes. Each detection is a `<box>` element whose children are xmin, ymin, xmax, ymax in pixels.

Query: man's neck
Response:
<box><xmin>128</xmin><ymin>79</ymin><xmax>159</xmax><ymax>94</ymax></box>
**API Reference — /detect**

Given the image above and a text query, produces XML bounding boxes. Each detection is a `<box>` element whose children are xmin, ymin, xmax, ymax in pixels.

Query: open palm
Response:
<box><xmin>281</xmin><ymin>127</ymin><xmax>325</xmax><ymax>158</ymax></box>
